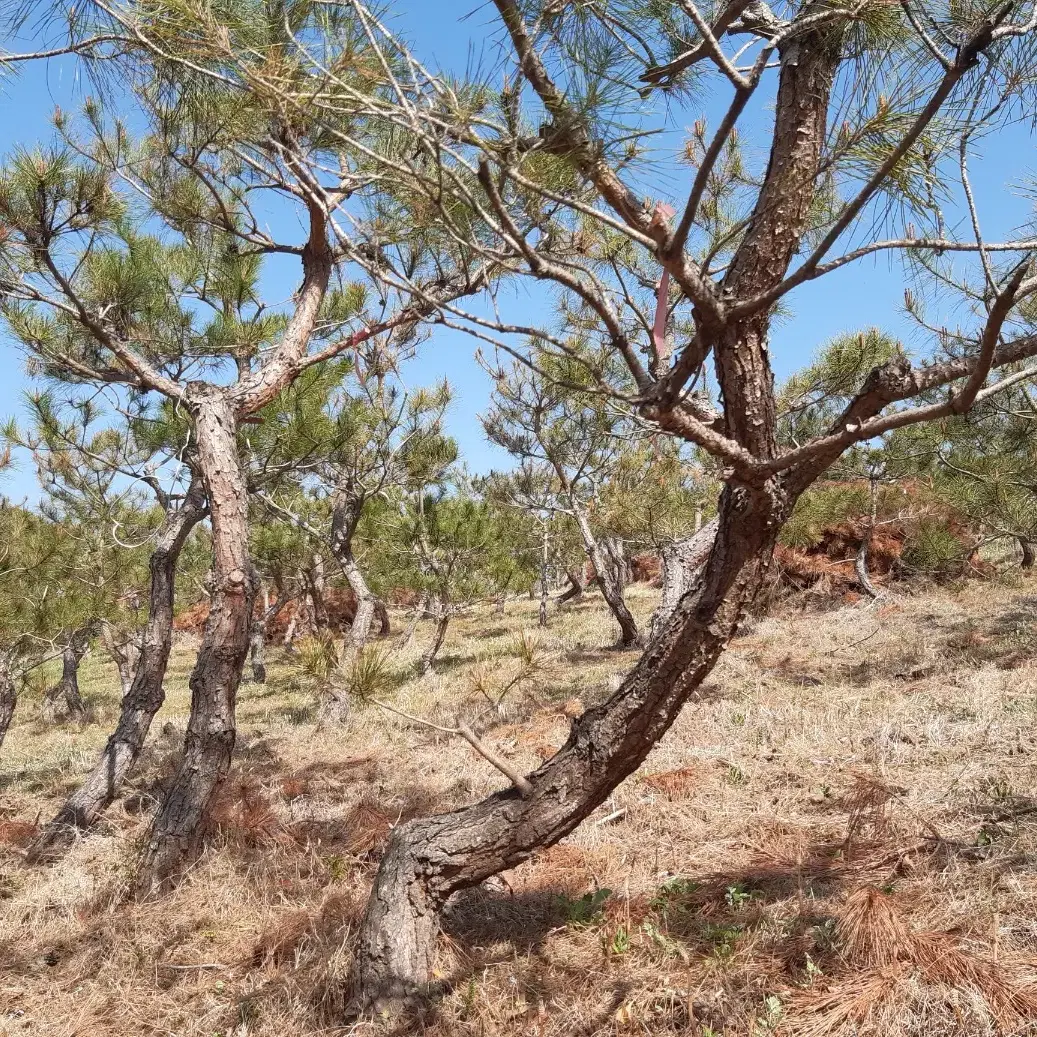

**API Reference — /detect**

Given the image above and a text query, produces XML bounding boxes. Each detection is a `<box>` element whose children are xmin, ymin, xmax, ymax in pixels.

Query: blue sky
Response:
<box><xmin>0</xmin><ymin>2</ymin><xmax>1033</xmax><ymax>501</ymax></box>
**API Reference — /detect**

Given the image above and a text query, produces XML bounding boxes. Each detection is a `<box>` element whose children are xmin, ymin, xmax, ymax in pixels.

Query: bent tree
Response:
<box><xmin>0</xmin><ymin>3</ymin><xmax>488</xmax><ymax>889</ymax></box>
<box><xmin>12</xmin><ymin>392</ymin><xmax>208</xmax><ymax>859</ymax></box>
<box><xmin>341</xmin><ymin>0</ymin><xmax>1037</xmax><ymax>1010</ymax></box>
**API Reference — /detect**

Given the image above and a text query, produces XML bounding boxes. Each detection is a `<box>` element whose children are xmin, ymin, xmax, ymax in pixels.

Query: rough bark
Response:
<box><xmin>355</xmin><ymin>482</ymin><xmax>789</xmax><ymax>1013</ymax></box>
<box><xmin>0</xmin><ymin>654</ymin><xmax>17</xmax><ymax>753</ymax></box>
<box><xmin>27</xmin><ymin>478</ymin><xmax>207</xmax><ymax>862</ymax></box>
<box><xmin>650</xmin><ymin>517</ymin><xmax>719</xmax><ymax>638</ymax></box>
<box><xmin>353</xmin><ymin>8</ymin><xmax>844</xmax><ymax>1013</ymax></box>
<box><xmin>138</xmin><ymin>389</ymin><xmax>257</xmax><ymax>894</ymax></box>
<box><xmin>574</xmin><ymin>509</ymin><xmax>639</xmax><ymax>647</ymax></box>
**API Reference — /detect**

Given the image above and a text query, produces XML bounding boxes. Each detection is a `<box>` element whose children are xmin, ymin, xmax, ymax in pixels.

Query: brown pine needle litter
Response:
<box><xmin>5</xmin><ymin>582</ymin><xmax>1037</xmax><ymax>1034</ymax></box>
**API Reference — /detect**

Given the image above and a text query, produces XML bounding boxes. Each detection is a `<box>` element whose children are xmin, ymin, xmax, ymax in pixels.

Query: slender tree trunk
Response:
<box><xmin>247</xmin><ymin>586</ymin><xmax>290</xmax><ymax>684</ymax></box>
<box><xmin>354</xmin><ymin>484</ymin><xmax>787</xmax><ymax>1013</ymax></box>
<box><xmin>138</xmin><ymin>390</ymin><xmax>257</xmax><ymax>894</ymax></box>
<box><xmin>856</xmin><ymin>476</ymin><xmax>881</xmax><ymax>598</ymax></box>
<box><xmin>420</xmin><ymin>598</ymin><xmax>450</xmax><ymax>675</ymax></box>
<box><xmin>0</xmin><ymin>653</ymin><xmax>17</xmax><ymax>753</ymax></box>
<box><xmin>1020</xmin><ymin>537</ymin><xmax>1035</xmax><ymax>569</ymax></box>
<box><xmin>42</xmin><ymin>630</ymin><xmax>92</xmax><ymax>723</ymax></box>
<box><xmin>573</xmin><ymin>509</ymin><xmax>639</xmax><ymax>647</ymax></box>
<box><xmin>539</xmin><ymin>528</ymin><xmax>549</xmax><ymax>628</ymax></box>
<box><xmin>650</xmin><ymin>517</ymin><xmax>719</xmax><ymax>638</ymax></box>
<box><xmin>27</xmin><ymin>479</ymin><xmax>207</xmax><ymax>862</ymax></box>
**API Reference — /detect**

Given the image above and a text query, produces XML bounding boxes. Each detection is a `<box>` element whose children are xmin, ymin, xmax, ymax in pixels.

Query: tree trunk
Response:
<box><xmin>1020</xmin><ymin>537</ymin><xmax>1035</xmax><ymax>569</ymax></box>
<box><xmin>249</xmin><ymin>625</ymin><xmax>267</xmax><ymax>684</ymax></box>
<box><xmin>137</xmin><ymin>390</ymin><xmax>257</xmax><ymax>895</ymax></box>
<box><xmin>100</xmin><ymin>624</ymin><xmax>142</xmax><ymax>698</ymax></box>
<box><xmin>330</xmin><ymin>485</ymin><xmax>385</xmax><ymax>651</ymax></box>
<box><xmin>539</xmin><ymin>529</ymin><xmax>549</xmax><ymax>628</ymax></box>
<box><xmin>556</xmin><ymin>569</ymin><xmax>584</xmax><ymax>606</ymax></box>
<box><xmin>354</xmin><ymin>483</ymin><xmax>787</xmax><ymax>1014</ymax></box>
<box><xmin>650</xmin><ymin>518</ymin><xmax>719</xmax><ymax>638</ymax></box>
<box><xmin>574</xmin><ymin>509</ymin><xmax>639</xmax><ymax>647</ymax></box>
<box><xmin>27</xmin><ymin>478</ymin><xmax>207</xmax><ymax>862</ymax></box>
<box><xmin>305</xmin><ymin>554</ymin><xmax>330</xmax><ymax>632</ymax></box>
<box><xmin>420</xmin><ymin>600</ymin><xmax>449</xmax><ymax>675</ymax></box>
<box><xmin>397</xmin><ymin>593</ymin><xmax>427</xmax><ymax>650</ymax></box>
<box><xmin>247</xmin><ymin>587</ymin><xmax>290</xmax><ymax>685</ymax></box>
<box><xmin>0</xmin><ymin>653</ymin><xmax>17</xmax><ymax>753</ymax></box>
<box><xmin>42</xmin><ymin>630</ymin><xmax>92</xmax><ymax>723</ymax></box>
<box><xmin>856</xmin><ymin>476</ymin><xmax>881</xmax><ymax>598</ymax></box>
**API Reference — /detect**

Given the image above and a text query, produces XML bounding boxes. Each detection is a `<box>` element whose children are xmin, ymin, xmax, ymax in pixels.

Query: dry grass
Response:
<box><xmin>4</xmin><ymin>581</ymin><xmax>1037</xmax><ymax>1035</ymax></box>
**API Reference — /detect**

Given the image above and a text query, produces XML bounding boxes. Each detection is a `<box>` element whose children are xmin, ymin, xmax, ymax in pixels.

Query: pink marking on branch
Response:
<box><xmin>650</xmin><ymin>202</ymin><xmax>676</xmax><ymax>359</ymax></box>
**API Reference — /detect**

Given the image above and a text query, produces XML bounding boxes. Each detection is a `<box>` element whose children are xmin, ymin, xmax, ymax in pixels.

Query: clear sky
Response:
<box><xmin>0</xmin><ymin>2</ymin><xmax>1032</xmax><ymax>501</ymax></box>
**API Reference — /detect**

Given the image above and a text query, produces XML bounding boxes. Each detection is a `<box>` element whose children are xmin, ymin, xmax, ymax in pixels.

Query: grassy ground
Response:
<box><xmin>3</xmin><ymin>579</ymin><xmax>1037</xmax><ymax>1036</ymax></box>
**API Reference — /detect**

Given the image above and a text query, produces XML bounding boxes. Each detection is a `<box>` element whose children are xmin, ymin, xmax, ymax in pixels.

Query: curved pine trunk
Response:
<box><xmin>27</xmin><ymin>479</ymin><xmax>207</xmax><ymax>862</ymax></box>
<box><xmin>556</xmin><ymin>570</ymin><xmax>584</xmax><ymax>606</ymax></box>
<box><xmin>574</xmin><ymin>510</ymin><xmax>639</xmax><ymax>647</ymax></box>
<box><xmin>354</xmin><ymin>485</ymin><xmax>785</xmax><ymax>1014</ymax></box>
<box><xmin>138</xmin><ymin>391</ymin><xmax>257</xmax><ymax>894</ymax></box>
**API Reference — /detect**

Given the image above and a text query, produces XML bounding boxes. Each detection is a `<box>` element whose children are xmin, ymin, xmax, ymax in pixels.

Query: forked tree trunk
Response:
<box><xmin>42</xmin><ymin>630</ymin><xmax>92</xmax><ymax>723</ymax></box>
<box><xmin>573</xmin><ymin>509</ymin><xmax>639</xmax><ymax>647</ymax></box>
<box><xmin>27</xmin><ymin>479</ymin><xmax>207</xmax><ymax>862</ymax></box>
<box><xmin>650</xmin><ymin>518</ymin><xmax>719</xmax><ymax>638</ymax></box>
<box><xmin>0</xmin><ymin>653</ymin><xmax>17</xmax><ymax>753</ymax></box>
<box><xmin>138</xmin><ymin>390</ymin><xmax>257</xmax><ymax>894</ymax></box>
<box><xmin>420</xmin><ymin>599</ymin><xmax>450</xmax><ymax>675</ymax></box>
<box><xmin>354</xmin><ymin>484</ymin><xmax>788</xmax><ymax>1013</ymax></box>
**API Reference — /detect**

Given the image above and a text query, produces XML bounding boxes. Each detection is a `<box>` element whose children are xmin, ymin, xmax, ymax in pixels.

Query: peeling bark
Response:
<box><xmin>138</xmin><ymin>390</ymin><xmax>257</xmax><ymax>894</ymax></box>
<box><xmin>650</xmin><ymin>518</ymin><xmax>719</xmax><ymax>638</ymax></box>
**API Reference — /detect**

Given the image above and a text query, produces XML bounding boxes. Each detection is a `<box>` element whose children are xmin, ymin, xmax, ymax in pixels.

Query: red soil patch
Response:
<box><xmin>640</xmin><ymin>765</ymin><xmax>706</xmax><ymax>799</ymax></box>
<box><xmin>175</xmin><ymin>589</ymin><xmax>389</xmax><ymax>640</ymax></box>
